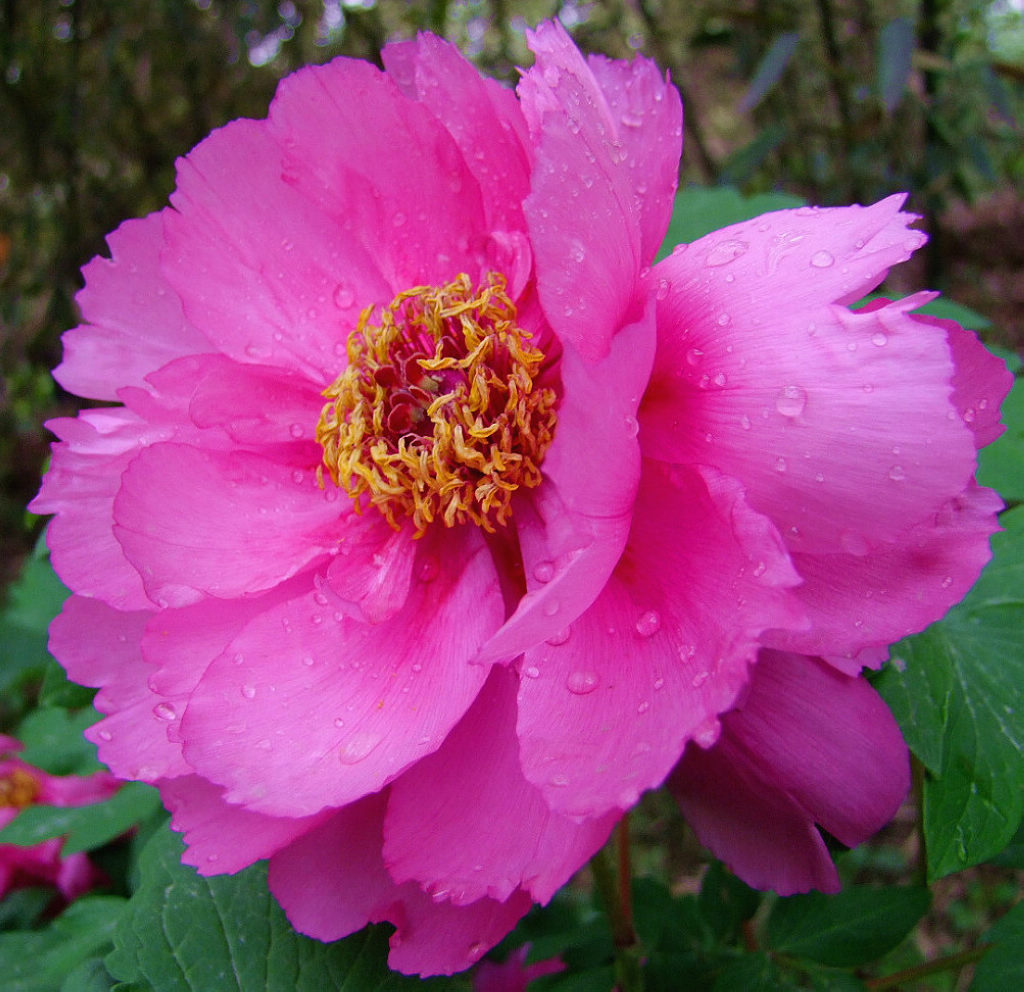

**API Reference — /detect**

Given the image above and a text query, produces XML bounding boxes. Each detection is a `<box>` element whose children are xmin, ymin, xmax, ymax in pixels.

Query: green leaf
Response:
<box><xmin>740</xmin><ymin>32</ymin><xmax>800</xmax><ymax>112</ymax></box>
<box><xmin>877</xmin><ymin>18</ymin><xmax>916</xmax><ymax>111</ymax></box>
<box><xmin>971</xmin><ymin>899</ymin><xmax>1024</xmax><ymax>990</ymax></box>
<box><xmin>60</xmin><ymin>957</ymin><xmax>119</xmax><ymax>992</ymax></box>
<box><xmin>0</xmin><ymin>543</ymin><xmax>69</xmax><ymax>695</ymax></box>
<box><xmin>766</xmin><ymin>886</ymin><xmax>930</xmax><ymax>967</ymax></box>
<box><xmin>106</xmin><ymin>824</ymin><xmax>460</xmax><ymax>991</ymax></box>
<box><xmin>16</xmin><ymin>707</ymin><xmax>104</xmax><ymax>776</ymax></box>
<box><xmin>0</xmin><ymin>896</ymin><xmax>126</xmax><ymax>992</ymax></box>
<box><xmin>0</xmin><ymin>782</ymin><xmax>163</xmax><ymax>855</ymax></box>
<box><xmin>875</xmin><ymin>506</ymin><xmax>1024</xmax><ymax>877</ymax></box>
<box><xmin>658</xmin><ymin>186</ymin><xmax>806</xmax><ymax>258</ymax></box>
<box><xmin>713</xmin><ymin>952</ymin><xmax>791</xmax><ymax>991</ymax></box>
<box><xmin>978</xmin><ymin>375</ymin><xmax>1024</xmax><ymax>503</ymax></box>
<box><xmin>698</xmin><ymin>861</ymin><xmax>760</xmax><ymax>943</ymax></box>
<box><xmin>913</xmin><ymin>296</ymin><xmax>993</xmax><ymax>331</ymax></box>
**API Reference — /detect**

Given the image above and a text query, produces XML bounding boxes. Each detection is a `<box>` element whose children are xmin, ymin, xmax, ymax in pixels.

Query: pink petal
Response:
<box><xmin>162</xmin><ymin>118</ymin><xmax>392</xmax><ymax>381</ymax></box>
<box><xmin>381</xmin><ymin>33</ymin><xmax>532</xmax><ymax>234</ymax></box>
<box><xmin>767</xmin><ymin>483</ymin><xmax>1003</xmax><ymax>663</ymax></box>
<box><xmin>516</xmin><ymin>462</ymin><xmax>804</xmax><ymax>817</ymax></box>
<box><xmin>479</xmin><ymin>302</ymin><xmax>655</xmax><ymax>663</ymax></box>
<box><xmin>268</xmin><ymin>791</ymin><xmax>533</xmax><ymax>976</ymax></box>
<box><xmin>670</xmin><ymin>650</ymin><xmax>909</xmax><ymax>894</ymax></box>
<box><xmin>159</xmin><ymin>774</ymin><xmax>330</xmax><ymax>875</ymax></box>
<box><xmin>384</xmin><ymin>667</ymin><xmax>616</xmax><ymax>905</ymax></box>
<box><xmin>112</xmin><ymin>442</ymin><xmax>341</xmax><ymax>607</ymax></box>
<box><xmin>643</xmin><ymin>200</ymin><xmax>977</xmax><ymax>554</ymax></box>
<box><xmin>49</xmin><ymin>596</ymin><xmax>190</xmax><ymax>781</ymax></box>
<box><xmin>325</xmin><ymin>513</ymin><xmax>418</xmax><ymax>623</ymax></box>
<box><xmin>32</xmin><ymin>411</ymin><xmax>162</xmax><ymax>610</ymax></box>
<box><xmin>55</xmin><ymin>212</ymin><xmax>213</xmax><ymax>401</ymax></box>
<box><xmin>266</xmin><ymin>56</ymin><xmax>489</xmax><ymax>291</ymax></box>
<box><xmin>520</xmin><ymin>21</ymin><xmax>680</xmax><ymax>358</ymax></box>
<box><xmin>180</xmin><ymin>527</ymin><xmax>502</xmax><ymax>816</ymax></box>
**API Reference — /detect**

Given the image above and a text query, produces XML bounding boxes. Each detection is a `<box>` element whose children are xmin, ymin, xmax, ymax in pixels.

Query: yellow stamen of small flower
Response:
<box><xmin>317</xmin><ymin>273</ymin><xmax>557</xmax><ymax>536</ymax></box>
<box><xmin>0</xmin><ymin>768</ymin><xmax>41</xmax><ymax>809</ymax></box>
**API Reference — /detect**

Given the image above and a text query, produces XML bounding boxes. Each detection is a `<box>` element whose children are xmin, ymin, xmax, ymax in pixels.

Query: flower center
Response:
<box><xmin>317</xmin><ymin>273</ymin><xmax>557</xmax><ymax>536</ymax></box>
<box><xmin>0</xmin><ymin>768</ymin><xmax>41</xmax><ymax>809</ymax></box>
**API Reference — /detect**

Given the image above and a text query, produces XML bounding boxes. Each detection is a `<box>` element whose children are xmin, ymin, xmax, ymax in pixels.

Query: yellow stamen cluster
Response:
<box><xmin>0</xmin><ymin>768</ymin><xmax>41</xmax><ymax>809</ymax></box>
<box><xmin>317</xmin><ymin>273</ymin><xmax>557</xmax><ymax>535</ymax></box>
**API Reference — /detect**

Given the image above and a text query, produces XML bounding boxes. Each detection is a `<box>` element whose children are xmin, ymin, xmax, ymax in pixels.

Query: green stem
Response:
<box><xmin>865</xmin><ymin>944</ymin><xmax>992</xmax><ymax>991</ymax></box>
<box><xmin>590</xmin><ymin>818</ymin><xmax>644</xmax><ymax>992</ymax></box>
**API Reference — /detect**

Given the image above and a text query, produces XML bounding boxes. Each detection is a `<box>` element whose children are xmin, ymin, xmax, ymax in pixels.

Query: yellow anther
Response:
<box><xmin>0</xmin><ymin>768</ymin><xmax>41</xmax><ymax>809</ymax></box>
<box><xmin>317</xmin><ymin>273</ymin><xmax>557</xmax><ymax>535</ymax></box>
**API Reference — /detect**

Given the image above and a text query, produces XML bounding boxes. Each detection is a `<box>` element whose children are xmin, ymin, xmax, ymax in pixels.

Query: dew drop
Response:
<box><xmin>716</xmin><ymin>312</ymin><xmax>731</xmax><ymax>327</ymax></box>
<box><xmin>655</xmin><ymin>278</ymin><xmax>670</xmax><ymax>300</ymax></box>
<box><xmin>871</xmin><ymin>331</ymin><xmax>888</xmax><ymax>347</ymax></box>
<box><xmin>740</xmin><ymin>414</ymin><xmax>752</xmax><ymax>431</ymax></box>
<box><xmin>888</xmin><ymin>464</ymin><xmax>906</xmax><ymax>481</ymax></box>
<box><xmin>635</xmin><ymin>610</ymin><xmax>661</xmax><ymax>637</ymax></box>
<box><xmin>333</xmin><ymin>718</ymin><xmax>345</xmax><ymax>728</ymax></box>
<box><xmin>685</xmin><ymin>347</ymin><xmax>704</xmax><ymax>366</ymax></box>
<box><xmin>775</xmin><ymin>385</ymin><xmax>807</xmax><ymax>417</ymax></box>
<box><xmin>392</xmin><ymin>211</ymin><xmax>407</xmax><ymax>228</ymax></box>
<box><xmin>338</xmin><ymin>732</ymin><xmax>383</xmax><ymax>765</ymax></box>
<box><xmin>691</xmin><ymin>670</ymin><xmax>710</xmax><ymax>688</ymax></box>
<box><xmin>752</xmin><ymin>560</ymin><xmax>767</xmax><ymax>578</ymax></box>
<box><xmin>566</xmin><ymin>670</ymin><xmax>598</xmax><ymax>695</ymax></box>
<box><xmin>653</xmin><ymin>676</ymin><xmax>665</xmax><ymax>690</ymax></box>
<box><xmin>533</xmin><ymin>560</ymin><xmax>555</xmax><ymax>584</ymax></box>
<box><xmin>693</xmin><ymin>717</ymin><xmax>721</xmax><ymax>748</ymax></box>
<box><xmin>815</xmin><ymin>471</ymin><xmax>825</xmax><ymax>483</ymax></box>
<box><xmin>637</xmin><ymin>700</ymin><xmax>650</xmax><ymax>714</ymax></box>
<box><xmin>713</xmin><ymin>372</ymin><xmax>727</xmax><ymax>387</ymax></box>
<box><xmin>289</xmin><ymin>423</ymin><xmax>304</xmax><ymax>438</ymax></box>
<box><xmin>706</xmin><ymin>239</ymin><xmax>749</xmax><ymax>267</ymax></box>
<box><xmin>153</xmin><ymin>702</ymin><xmax>176</xmax><ymax>721</ymax></box>
<box><xmin>98</xmin><ymin>729</ymin><xmax>113</xmax><ymax>742</ymax></box>
<box><xmin>241</xmin><ymin>684</ymin><xmax>256</xmax><ymax>699</ymax></box>
<box><xmin>809</xmin><ymin>250</ymin><xmax>834</xmax><ymax>268</ymax></box>
<box><xmin>542</xmin><ymin>599</ymin><xmax>560</xmax><ymax>617</ymax></box>
<box><xmin>291</xmin><ymin>469</ymin><xmax>305</xmax><ymax>485</ymax></box>
<box><xmin>550</xmin><ymin>774</ymin><xmax>569</xmax><ymax>787</ymax></box>
<box><xmin>524</xmin><ymin>665</ymin><xmax>541</xmax><ymax>679</ymax></box>
<box><xmin>941</xmin><ymin>575</ymin><xmax>953</xmax><ymax>589</ymax></box>
<box><xmin>547</xmin><ymin>626</ymin><xmax>572</xmax><ymax>646</ymax></box>
<box><xmin>302</xmin><ymin>655</ymin><xmax>315</xmax><ymax>667</ymax></box>
<box><xmin>416</xmin><ymin>555</ymin><xmax>439</xmax><ymax>583</ymax></box>
<box><xmin>333</xmin><ymin>284</ymin><xmax>354</xmax><ymax>309</ymax></box>
<box><xmin>624</xmin><ymin>415</ymin><xmax>639</xmax><ymax>437</ymax></box>
<box><xmin>314</xmin><ymin>592</ymin><xmax>330</xmax><ymax>607</ymax></box>
<box><xmin>774</xmin><ymin>456</ymin><xmax>788</xmax><ymax>473</ymax></box>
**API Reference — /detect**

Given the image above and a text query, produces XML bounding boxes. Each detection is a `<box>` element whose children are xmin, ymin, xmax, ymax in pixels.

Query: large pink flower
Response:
<box><xmin>33</xmin><ymin>21</ymin><xmax>1009</xmax><ymax>975</ymax></box>
<box><xmin>0</xmin><ymin>735</ymin><xmax>120</xmax><ymax>903</ymax></box>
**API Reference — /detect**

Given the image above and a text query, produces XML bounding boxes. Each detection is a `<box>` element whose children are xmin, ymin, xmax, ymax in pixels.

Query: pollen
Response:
<box><xmin>0</xmin><ymin>768</ymin><xmax>41</xmax><ymax>809</ymax></box>
<box><xmin>317</xmin><ymin>273</ymin><xmax>557</xmax><ymax>535</ymax></box>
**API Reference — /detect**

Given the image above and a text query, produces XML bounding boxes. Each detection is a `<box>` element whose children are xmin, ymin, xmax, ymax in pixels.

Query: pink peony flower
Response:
<box><xmin>0</xmin><ymin>735</ymin><xmax>120</xmax><ymax>903</ymax></box>
<box><xmin>32</xmin><ymin>20</ymin><xmax>1009</xmax><ymax>975</ymax></box>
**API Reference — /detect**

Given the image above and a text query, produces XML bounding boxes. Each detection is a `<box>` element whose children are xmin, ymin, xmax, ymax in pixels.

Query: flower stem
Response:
<box><xmin>864</xmin><ymin>944</ymin><xmax>991</xmax><ymax>990</ymax></box>
<box><xmin>590</xmin><ymin>817</ymin><xmax>644</xmax><ymax>992</ymax></box>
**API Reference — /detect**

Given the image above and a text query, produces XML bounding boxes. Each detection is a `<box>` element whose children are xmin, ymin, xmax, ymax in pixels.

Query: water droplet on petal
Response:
<box><xmin>775</xmin><ymin>385</ymin><xmax>807</xmax><ymax>417</ymax></box>
<box><xmin>566</xmin><ymin>670</ymin><xmax>598</xmax><ymax>695</ymax></box>
<box><xmin>392</xmin><ymin>211</ymin><xmax>407</xmax><ymax>228</ymax></box>
<box><xmin>416</xmin><ymin>555</ymin><xmax>439</xmax><ymax>583</ymax></box>
<box><xmin>153</xmin><ymin>702</ymin><xmax>176</xmax><ymax>721</ymax></box>
<box><xmin>740</xmin><ymin>415</ymin><xmax>752</xmax><ymax>430</ymax></box>
<box><xmin>241</xmin><ymin>684</ymin><xmax>256</xmax><ymax>699</ymax></box>
<box><xmin>533</xmin><ymin>560</ymin><xmax>555</xmax><ymax>584</ymax></box>
<box><xmin>774</xmin><ymin>456</ymin><xmax>788</xmax><ymax>473</ymax></box>
<box><xmin>706</xmin><ymin>239</ymin><xmax>749</xmax><ymax>267</ymax></box>
<box><xmin>691</xmin><ymin>670</ymin><xmax>709</xmax><ymax>688</ymax></box>
<box><xmin>338</xmin><ymin>732</ymin><xmax>382</xmax><ymax>765</ymax></box>
<box><xmin>716</xmin><ymin>312</ymin><xmax>731</xmax><ymax>327</ymax></box>
<box><xmin>941</xmin><ymin>576</ymin><xmax>953</xmax><ymax>589</ymax></box>
<box><xmin>333</xmin><ymin>284</ymin><xmax>354</xmax><ymax>309</ymax></box>
<box><xmin>524</xmin><ymin>665</ymin><xmax>541</xmax><ymax>679</ymax></box>
<box><xmin>655</xmin><ymin>278</ymin><xmax>670</xmax><ymax>300</ymax></box>
<box><xmin>550</xmin><ymin>774</ymin><xmax>570</xmax><ymax>787</ymax></box>
<box><xmin>98</xmin><ymin>729</ymin><xmax>113</xmax><ymax>742</ymax></box>
<box><xmin>809</xmin><ymin>250</ymin><xmax>834</xmax><ymax>268</ymax></box>
<box><xmin>752</xmin><ymin>561</ymin><xmax>767</xmax><ymax>578</ymax></box>
<box><xmin>547</xmin><ymin>626</ymin><xmax>571</xmax><ymax>646</ymax></box>
<box><xmin>871</xmin><ymin>331</ymin><xmax>888</xmax><ymax>347</ymax></box>
<box><xmin>635</xmin><ymin>610</ymin><xmax>661</xmax><ymax>637</ymax></box>
<box><xmin>637</xmin><ymin>700</ymin><xmax>650</xmax><ymax>714</ymax></box>
<box><xmin>686</xmin><ymin>347</ymin><xmax>704</xmax><ymax>366</ymax></box>
<box><xmin>693</xmin><ymin>717</ymin><xmax>721</xmax><ymax>748</ymax></box>
<box><xmin>888</xmin><ymin>465</ymin><xmax>906</xmax><ymax>481</ymax></box>
<box><xmin>543</xmin><ymin>600</ymin><xmax>560</xmax><ymax>617</ymax></box>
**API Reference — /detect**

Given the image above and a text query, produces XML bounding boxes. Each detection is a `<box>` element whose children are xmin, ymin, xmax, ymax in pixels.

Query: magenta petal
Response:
<box><xmin>381</xmin><ymin>33</ymin><xmax>531</xmax><ymax>234</ymax></box>
<box><xmin>180</xmin><ymin>528</ymin><xmax>502</xmax><ymax>815</ymax></box>
<box><xmin>55</xmin><ymin>212</ymin><xmax>213</xmax><ymax>401</ymax></box>
<box><xmin>479</xmin><ymin>303</ymin><xmax>655</xmax><ymax>663</ymax></box>
<box><xmin>671</xmin><ymin>650</ymin><xmax>909</xmax><ymax>894</ymax></box>
<box><xmin>49</xmin><ymin>596</ymin><xmax>190</xmax><ymax>781</ymax></box>
<box><xmin>516</xmin><ymin>462</ymin><xmax>804</xmax><ymax>817</ymax></box>
<box><xmin>520</xmin><ymin>21</ymin><xmax>679</xmax><ymax>358</ymax></box>
<box><xmin>112</xmin><ymin>443</ymin><xmax>340</xmax><ymax>607</ymax></box>
<box><xmin>266</xmin><ymin>56</ymin><xmax>486</xmax><ymax>290</ymax></box>
<box><xmin>163</xmin><ymin>118</ymin><xmax>392</xmax><ymax>380</ymax></box>
<box><xmin>644</xmin><ymin>201</ymin><xmax>977</xmax><ymax>553</ymax></box>
<box><xmin>767</xmin><ymin>483</ymin><xmax>1004</xmax><ymax>662</ymax></box>
<box><xmin>384</xmin><ymin>667</ymin><xmax>616</xmax><ymax>905</ymax></box>
<box><xmin>31</xmin><ymin>410</ymin><xmax>168</xmax><ymax>610</ymax></box>
<box><xmin>159</xmin><ymin>775</ymin><xmax>330</xmax><ymax>876</ymax></box>
<box><xmin>268</xmin><ymin>791</ymin><xmax>533</xmax><ymax>976</ymax></box>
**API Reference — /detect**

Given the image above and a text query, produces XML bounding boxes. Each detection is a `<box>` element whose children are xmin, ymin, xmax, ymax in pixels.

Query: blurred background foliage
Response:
<box><xmin>1</xmin><ymin>0</ymin><xmax>1022</xmax><ymax>588</ymax></box>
